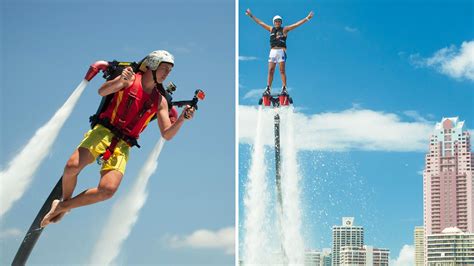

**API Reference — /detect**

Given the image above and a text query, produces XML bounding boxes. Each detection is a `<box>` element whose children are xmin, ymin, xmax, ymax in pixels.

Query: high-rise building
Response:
<box><xmin>332</xmin><ymin>217</ymin><xmax>364</xmax><ymax>265</ymax></box>
<box><xmin>414</xmin><ymin>226</ymin><xmax>424</xmax><ymax>266</ymax></box>
<box><xmin>423</xmin><ymin>117</ymin><xmax>473</xmax><ymax>265</ymax></box>
<box><xmin>340</xmin><ymin>245</ymin><xmax>389</xmax><ymax>266</ymax></box>
<box><xmin>426</xmin><ymin>227</ymin><xmax>474</xmax><ymax>265</ymax></box>
<box><xmin>423</xmin><ymin>117</ymin><xmax>473</xmax><ymax>236</ymax></box>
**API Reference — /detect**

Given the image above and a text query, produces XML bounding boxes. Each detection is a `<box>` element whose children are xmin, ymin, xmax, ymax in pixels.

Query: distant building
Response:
<box><xmin>340</xmin><ymin>245</ymin><xmax>389</xmax><ymax>266</ymax></box>
<box><xmin>423</xmin><ymin>117</ymin><xmax>473</xmax><ymax>235</ymax></box>
<box><xmin>426</xmin><ymin>227</ymin><xmax>474</xmax><ymax>265</ymax></box>
<box><xmin>340</xmin><ymin>246</ymin><xmax>365</xmax><ymax>265</ymax></box>
<box><xmin>423</xmin><ymin>117</ymin><xmax>473</xmax><ymax>265</ymax></box>
<box><xmin>305</xmin><ymin>249</ymin><xmax>332</xmax><ymax>266</ymax></box>
<box><xmin>414</xmin><ymin>226</ymin><xmax>424</xmax><ymax>266</ymax></box>
<box><xmin>332</xmin><ymin>217</ymin><xmax>364</xmax><ymax>265</ymax></box>
<box><xmin>321</xmin><ymin>248</ymin><xmax>332</xmax><ymax>266</ymax></box>
<box><xmin>305</xmin><ymin>249</ymin><xmax>322</xmax><ymax>266</ymax></box>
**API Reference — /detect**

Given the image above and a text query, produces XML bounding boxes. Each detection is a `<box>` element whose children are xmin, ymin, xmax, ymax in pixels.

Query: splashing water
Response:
<box><xmin>0</xmin><ymin>79</ymin><xmax>89</xmax><ymax>217</ymax></box>
<box><xmin>301</xmin><ymin>151</ymin><xmax>377</xmax><ymax>249</ymax></box>
<box><xmin>280</xmin><ymin>107</ymin><xmax>305</xmax><ymax>265</ymax></box>
<box><xmin>242</xmin><ymin>106</ymin><xmax>272</xmax><ymax>264</ymax></box>
<box><xmin>90</xmin><ymin>138</ymin><xmax>166</xmax><ymax>265</ymax></box>
<box><xmin>242</xmin><ymin>106</ymin><xmax>305</xmax><ymax>265</ymax></box>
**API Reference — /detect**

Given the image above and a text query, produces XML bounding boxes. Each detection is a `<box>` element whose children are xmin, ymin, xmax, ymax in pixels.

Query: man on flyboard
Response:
<box><xmin>246</xmin><ymin>9</ymin><xmax>314</xmax><ymax>96</ymax></box>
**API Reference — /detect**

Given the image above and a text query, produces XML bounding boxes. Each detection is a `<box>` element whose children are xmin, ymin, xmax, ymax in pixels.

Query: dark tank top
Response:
<box><xmin>270</xmin><ymin>27</ymin><xmax>287</xmax><ymax>48</ymax></box>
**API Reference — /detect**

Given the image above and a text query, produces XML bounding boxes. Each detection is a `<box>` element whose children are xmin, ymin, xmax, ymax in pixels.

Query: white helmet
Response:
<box><xmin>144</xmin><ymin>50</ymin><xmax>174</xmax><ymax>71</ymax></box>
<box><xmin>273</xmin><ymin>15</ymin><xmax>282</xmax><ymax>23</ymax></box>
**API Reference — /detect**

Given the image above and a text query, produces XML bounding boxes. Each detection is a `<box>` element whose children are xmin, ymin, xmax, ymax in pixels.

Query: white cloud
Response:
<box><xmin>239</xmin><ymin>106</ymin><xmax>434</xmax><ymax>152</ymax></box>
<box><xmin>410</xmin><ymin>40</ymin><xmax>474</xmax><ymax>81</ymax></box>
<box><xmin>390</xmin><ymin>245</ymin><xmax>415</xmax><ymax>266</ymax></box>
<box><xmin>344</xmin><ymin>26</ymin><xmax>358</xmax><ymax>33</ymax></box>
<box><xmin>239</xmin><ymin>56</ymin><xmax>259</xmax><ymax>61</ymax></box>
<box><xmin>244</xmin><ymin>89</ymin><xmax>264</xmax><ymax>100</ymax></box>
<box><xmin>0</xmin><ymin>228</ymin><xmax>22</xmax><ymax>238</ymax></box>
<box><xmin>403</xmin><ymin>110</ymin><xmax>429</xmax><ymax>123</ymax></box>
<box><xmin>168</xmin><ymin>226</ymin><xmax>235</xmax><ymax>255</ymax></box>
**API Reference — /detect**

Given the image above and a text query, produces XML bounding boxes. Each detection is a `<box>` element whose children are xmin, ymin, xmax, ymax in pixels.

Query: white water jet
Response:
<box><xmin>242</xmin><ymin>106</ymin><xmax>306</xmax><ymax>265</ymax></box>
<box><xmin>280</xmin><ymin>107</ymin><xmax>305</xmax><ymax>265</ymax></box>
<box><xmin>90</xmin><ymin>138</ymin><xmax>166</xmax><ymax>265</ymax></box>
<box><xmin>0</xmin><ymin>79</ymin><xmax>89</xmax><ymax>217</ymax></box>
<box><xmin>243</xmin><ymin>106</ymin><xmax>272</xmax><ymax>264</ymax></box>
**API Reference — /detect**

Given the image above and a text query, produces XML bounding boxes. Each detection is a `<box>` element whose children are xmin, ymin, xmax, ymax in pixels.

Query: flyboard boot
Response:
<box><xmin>258</xmin><ymin>85</ymin><xmax>293</xmax><ymax>108</ymax></box>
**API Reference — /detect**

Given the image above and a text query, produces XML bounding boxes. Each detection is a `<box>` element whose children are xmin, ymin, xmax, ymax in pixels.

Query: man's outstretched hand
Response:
<box><xmin>246</xmin><ymin>9</ymin><xmax>253</xmax><ymax>17</ymax></box>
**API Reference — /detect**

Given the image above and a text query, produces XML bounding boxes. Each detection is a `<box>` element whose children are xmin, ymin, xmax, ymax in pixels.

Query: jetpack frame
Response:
<box><xmin>87</xmin><ymin>60</ymin><xmax>205</xmax><ymax>130</ymax></box>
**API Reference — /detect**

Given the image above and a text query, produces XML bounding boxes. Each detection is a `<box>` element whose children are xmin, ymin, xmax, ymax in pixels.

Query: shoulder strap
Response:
<box><xmin>114</xmin><ymin>76</ymin><xmax>140</xmax><ymax>129</ymax></box>
<box><xmin>90</xmin><ymin>61</ymin><xmax>140</xmax><ymax>128</ymax></box>
<box><xmin>123</xmin><ymin>86</ymin><xmax>161</xmax><ymax>134</ymax></box>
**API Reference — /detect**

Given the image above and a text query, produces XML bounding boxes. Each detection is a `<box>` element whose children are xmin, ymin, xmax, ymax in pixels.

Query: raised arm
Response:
<box><xmin>245</xmin><ymin>9</ymin><xmax>272</xmax><ymax>32</ymax></box>
<box><xmin>98</xmin><ymin>67</ymin><xmax>134</xmax><ymax>96</ymax></box>
<box><xmin>284</xmin><ymin>11</ymin><xmax>314</xmax><ymax>33</ymax></box>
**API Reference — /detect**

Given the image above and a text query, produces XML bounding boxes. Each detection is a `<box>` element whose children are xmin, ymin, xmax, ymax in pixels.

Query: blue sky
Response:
<box><xmin>1</xmin><ymin>0</ymin><xmax>234</xmax><ymax>265</ymax></box>
<box><xmin>239</xmin><ymin>0</ymin><xmax>473</xmax><ymax>263</ymax></box>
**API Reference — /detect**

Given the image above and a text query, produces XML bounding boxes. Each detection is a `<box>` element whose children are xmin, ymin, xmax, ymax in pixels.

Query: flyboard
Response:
<box><xmin>258</xmin><ymin>90</ymin><xmax>292</xmax><ymax>209</ymax></box>
<box><xmin>12</xmin><ymin>60</ymin><xmax>205</xmax><ymax>266</ymax></box>
<box><xmin>258</xmin><ymin>89</ymin><xmax>293</xmax><ymax>263</ymax></box>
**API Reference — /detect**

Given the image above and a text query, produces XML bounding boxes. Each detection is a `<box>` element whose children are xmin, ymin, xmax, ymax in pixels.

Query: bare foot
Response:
<box><xmin>50</xmin><ymin>209</ymin><xmax>70</xmax><ymax>223</ymax></box>
<box><xmin>40</xmin><ymin>199</ymin><xmax>61</xmax><ymax>228</ymax></box>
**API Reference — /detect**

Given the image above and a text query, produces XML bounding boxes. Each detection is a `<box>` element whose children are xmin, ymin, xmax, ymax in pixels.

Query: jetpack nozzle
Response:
<box><xmin>84</xmin><ymin>61</ymin><xmax>109</xmax><ymax>81</ymax></box>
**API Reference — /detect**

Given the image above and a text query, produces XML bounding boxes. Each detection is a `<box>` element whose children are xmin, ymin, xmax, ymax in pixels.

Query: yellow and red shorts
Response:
<box><xmin>78</xmin><ymin>124</ymin><xmax>130</xmax><ymax>174</ymax></box>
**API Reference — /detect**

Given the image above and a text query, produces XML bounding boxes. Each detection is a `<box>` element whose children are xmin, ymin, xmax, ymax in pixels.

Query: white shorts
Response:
<box><xmin>268</xmin><ymin>49</ymin><xmax>287</xmax><ymax>63</ymax></box>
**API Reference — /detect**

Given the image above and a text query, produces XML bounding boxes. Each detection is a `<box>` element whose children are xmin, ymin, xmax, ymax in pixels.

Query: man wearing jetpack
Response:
<box><xmin>245</xmin><ymin>9</ymin><xmax>314</xmax><ymax>96</ymax></box>
<box><xmin>40</xmin><ymin>50</ymin><xmax>195</xmax><ymax>227</ymax></box>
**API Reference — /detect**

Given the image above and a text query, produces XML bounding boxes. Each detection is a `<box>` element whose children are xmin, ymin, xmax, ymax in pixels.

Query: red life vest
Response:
<box><xmin>99</xmin><ymin>73</ymin><xmax>161</xmax><ymax>139</ymax></box>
